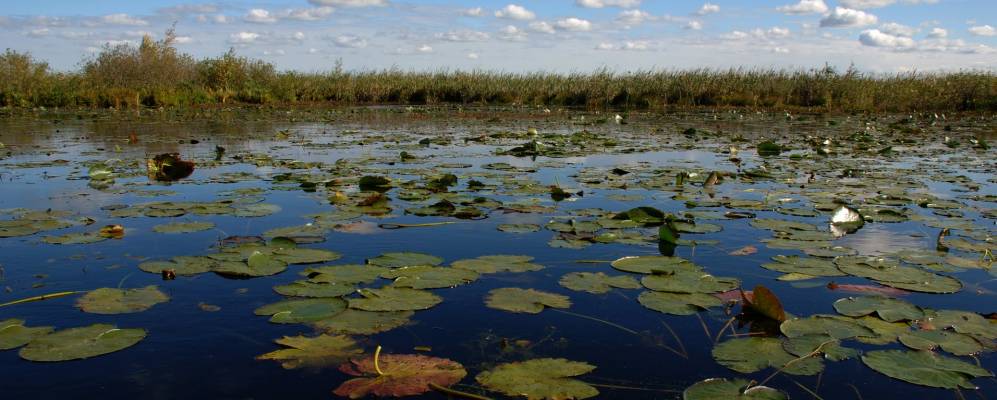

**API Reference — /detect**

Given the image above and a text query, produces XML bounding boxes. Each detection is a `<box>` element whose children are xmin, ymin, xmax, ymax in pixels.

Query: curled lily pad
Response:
<box><xmin>348</xmin><ymin>288</ymin><xmax>442</xmax><ymax>311</ymax></box>
<box><xmin>476</xmin><ymin>358</ymin><xmax>598</xmax><ymax>400</ymax></box>
<box><xmin>254</xmin><ymin>298</ymin><xmax>347</xmax><ymax>323</ymax></box>
<box><xmin>19</xmin><ymin>324</ymin><xmax>146</xmax><ymax>362</ymax></box>
<box><xmin>366</xmin><ymin>252</ymin><xmax>443</xmax><ymax>268</ymax></box>
<box><xmin>743</xmin><ymin>285</ymin><xmax>786</xmax><ymax>322</ymax></box>
<box><xmin>712</xmin><ymin>337</ymin><xmax>822</xmax><ymax>376</ymax></box>
<box><xmin>861</xmin><ymin>350</ymin><xmax>993</xmax><ymax>389</ymax></box>
<box><xmin>335</xmin><ymin>354</ymin><xmax>467</xmax><ymax>398</ymax></box>
<box><xmin>257</xmin><ymin>334</ymin><xmax>362</xmax><ymax>369</ymax></box>
<box><xmin>382</xmin><ymin>266</ymin><xmax>479</xmax><ymax>289</ymax></box>
<box><xmin>451</xmin><ymin>255</ymin><xmax>543</xmax><ymax>274</ymax></box>
<box><xmin>610</xmin><ymin>256</ymin><xmax>699</xmax><ymax>274</ymax></box>
<box><xmin>485</xmin><ymin>288</ymin><xmax>570</xmax><ymax>314</ymax></box>
<box><xmin>304</xmin><ymin>264</ymin><xmax>389</xmax><ymax>285</ymax></box>
<box><xmin>637</xmin><ymin>291</ymin><xmax>722</xmax><ymax>315</ymax></box>
<box><xmin>0</xmin><ymin>319</ymin><xmax>53</xmax><ymax>350</ymax></box>
<box><xmin>832</xmin><ymin>296</ymin><xmax>923</xmax><ymax>322</ymax></box>
<box><xmin>559</xmin><ymin>272</ymin><xmax>640</xmax><ymax>294</ymax></box>
<box><xmin>274</xmin><ymin>281</ymin><xmax>355</xmax><ymax>298</ymax></box>
<box><xmin>76</xmin><ymin>286</ymin><xmax>169</xmax><ymax>315</ymax></box>
<box><xmin>641</xmin><ymin>271</ymin><xmax>739</xmax><ymax>294</ymax></box>
<box><xmin>899</xmin><ymin>330</ymin><xmax>984</xmax><ymax>356</ymax></box>
<box><xmin>683</xmin><ymin>378</ymin><xmax>787</xmax><ymax>400</ymax></box>
<box><xmin>151</xmin><ymin>221</ymin><xmax>214</xmax><ymax>234</ymax></box>
<box><xmin>313</xmin><ymin>309</ymin><xmax>413</xmax><ymax>335</ymax></box>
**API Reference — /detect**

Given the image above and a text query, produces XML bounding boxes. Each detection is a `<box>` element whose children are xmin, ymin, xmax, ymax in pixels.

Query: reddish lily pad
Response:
<box><xmin>334</xmin><ymin>353</ymin><xmax>467</xmax><ymax>398</ymax></box>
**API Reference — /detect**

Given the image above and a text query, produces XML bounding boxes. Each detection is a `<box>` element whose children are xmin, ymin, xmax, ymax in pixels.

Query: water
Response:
<box><xmin>0</xmin><ymin>108</ymin><xmax>994</xmax><ymax>399</ymax></box>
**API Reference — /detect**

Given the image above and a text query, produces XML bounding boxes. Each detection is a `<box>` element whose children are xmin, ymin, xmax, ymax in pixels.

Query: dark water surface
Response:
<box><xmin>0</xmin><ymin>108</ymin><xmax>994</xmax><ymax>399</ymax></box>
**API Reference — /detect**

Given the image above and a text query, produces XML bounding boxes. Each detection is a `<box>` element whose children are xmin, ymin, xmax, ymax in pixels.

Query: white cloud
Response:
<box><xmin>859</xmin><ymin>29</ymin><xmax>916</xmax><ymax>48</ymax></box>
<box><xmin>99</xmin><ymin>13</ymin><xmax>149</xmax><ymax>26</ymax></box>
<box><xmin>463</xmin><ymin>7</ymin><xmax>484</xmax><ymax>17</ymax></box>
<box><xmin>767</xmin><ymin>27</ymin><xmax>791</xmax><ymax>37</ymax></box>
<box><xmin>927</xmin><ymin>27</ymin><xmax>947</xmax><ymax>38</ymax></box>
<box><xmin>196</xmin><ymin>14</ymin><xmax>230</xmax><ymax>24</ymax></box>
<box><xmin>417</xmin><ymin>44</ymin><xmax>433</xmax><ymax>53</ymax></box>
<box><xmin>617</xmin><ymin>10</ymin><xmax>652</xmax><ymax>26</ymax></box>
<box><xmin>969</xmin><ymin>25</ymin><xmax>996</xmax><ymax>37</ymax></box>
<box><xmin>839</xmin><ymin>0</ymin><xmax>939</xmax><ymax>9</ymax></box>
<box><xmin>696</xmin><ymin>3</ymin><xmax>720</xmax><ymax>16</ymax></box>
<box><xmin>283</xmin><ymin>7</ymin><xmax>335</xmax><ymax>21</ymax></box>
<box><xmin>499</xmin><ymin>25</ymin><xmax>528</xmax><ymax>41</ymax></box>
<box><xmin>495</xmin><ymin>4</ymin><xmax>535</xmax><ymax>20</ymax></box>
<box><xmin>820</xmin><ymin>7</ymin><xmax>878</xmax><ymax>28</ymax></box>
<box><xmin>529</xmin><ymin>21</ymin><xmax>556</xmax><ymax>34</ymax></box>
<box><xmin>437</xmin><ymin>30</ymin><xmax>490</xmax><ymax>42</ymax></box>
<box><xmin>308</xmin><ymin>0</ymin><xmax>387</xmax><ymax>6</ymax></box>
<box><xmin>596</xmin><ymin>40</ymin><xmax>650</xmax><ymax>51</ymax></box>
<box><xmin>879</xmin><ymin>22</ymin><xmax>916</xmax><ymax>37</ymax></box>
<box><xmin>577</xmin><ymin>0</ymin><xmax>641</xmax><ymax>8</ymax></box>
<box><xmin>334</xmin><ymin>35</ymin><xmax>368</xmax><ymax>48</ymax></box>
<box><xmin>685</xmin><ymin>20</ymin><xmax>703</xmax><ymax>30</ymax></box>
<box><xmin>772</xmin><ymin>47</ymin><xmax>790</xmax><ymax>53</ymax></box>
<box><xmin>26</xmin><ymin>28</ymin><xmax>49</xmax><ymax>38</ymax></box>
<box><xmin>245</xmin><ymin>9</ymin><xmax>278</xmax><ymax>24</ymax></box>
<box><xmin>777</xmin><ymin>0</ymin><xmax>828</xmax><ymax>15</ymax></box>
<box><xmin>555</xmin><ymin>18</ymin><xmax>592</xmax><ymax>32</ymax></box>
<box><xmin>467</xmin><ymin>52</ymin><xmax>479</xmax><ymax>59</ymax></box>
<box><xmin>173</xmin><ymin>36</ymin><xmax>193</xmax><ymax>44</ymax></box>
<box><xmin>229</xmin><ymin>31</ymin><xmax>261</xmax><ymax>44</ymax></box>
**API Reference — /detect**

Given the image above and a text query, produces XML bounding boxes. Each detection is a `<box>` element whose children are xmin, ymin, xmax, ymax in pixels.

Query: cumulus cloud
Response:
<box><xmin>437</xmin><ymin>30</ymin><xmax>490</xmax><ymax>42</ymax></box>
<box><xmin>969</xmin><ymin>25</ymin><xmax>996</xmax><ymax>37</ymax></box>
<box><xmin>462</xmin><ymin>7</ymin><xmax>484</xmax><ymax>17</ymax></box>
<box><xmin>696</xmin><ymin>3</ymin><xmax>720</xmax><ymax>16</ymax></box>
<box><xmin>879</xmin><ymin>22</ymin><xmax>916</xmax><ymax>37</ymax></box>
<box><xmin>334</xmin><ymin>35</ymin><xmax>368</xmax><ymax>48</ymax></box>
<box><xmin>685</xmin><ymin>20</ymin><xmax>703</xmax><ymax>30</ymax></box>
<box><xmin>498</xmin><ymin>25</ymin><xmax>528</xmax><ymax>41</ymax></box>
<box><xmin>529</xmin><ymin>21</ymin><xmax>556</xmax><ymax>34</ymax></box>
<box><xmin>417</xmin><ymin>44</ymin><xmax>433</xmax><ymax>53</ymax></box>
<box><xmin>467</xmin><ymin>52</ymin><xmax>479</xmax><ymax>59</ymax></box>
<box><xmin>26</xmin><ymin>28</ymin><xmax>49</xmax><ymax>38</ymax></box>
<box><xmin>283</xmin><ymin>7</ymin><xmax>335</xmax><ymax>21</ymax></box>
<box><xmin>725</xmin><ymin>27</ymin><xmax>792</xmax><ymax>41</ymax></box>
<box><xmin>555</xmin><ymin>18</ymin><xmax>592</xmax><ymax>31</ymax></box>
<box><xmin>196</xmin><ymin>14</ymin><xmax>230</xmax><ymax>24</ymax></box>
<box><xmin>245</xmin><ymin>9</ymin><xmax>278</xmax><ymax>23</ymax></box>
<box><xmin>596</xmin><ymin>40</ymin><xmax>650</xmax><ymax>50</ymax></box>
<box><xmin>820</xmin><ymin>7</ymin><xmax>878</xmax><ymax>28</ymax></box>
<box><xmin>777</xmin><ymin>0</ymin><xmax>828</xmax><ymax>15</ymax></box>
<box><xmin>228</xmin><ymin>31</ymin><xmax>261</xmax><ymax>44</ymax></box>
<box><xmin>839</xmin><ymin>0</ymin><xmax>938</xmax><ymax>9</ymax></box>
<box><xmin>308</xmin><ymin>0</ymin><xmax>387</xmax><ymax>6</ymax></box>
<box><xmin>616</xmin><ymin>10</ymin><xmax>652</xmax><ymax>26</ymax></box>
<box><xmin>495</xmin><ymin>4</ymin><xmax>535</xmax><ymax>20</ymax></box>
<box><xmin>927</xmin><ymin>27</ymin><xmax>947</xmax><ymax>38</ymax></box>
<box><xmin>859</xmin><ymin>29</ymin><xmax>915</xmax><ymax>48</ymax></box>
<box><xmin>97</xmin><ymin>13</ymin><xmax>149</xmax><ymax>26</ymax></box>
<box><xmin>576</xmin><ymin>0</ymin><xmax>641</xmax><ymax>8</ymax></box>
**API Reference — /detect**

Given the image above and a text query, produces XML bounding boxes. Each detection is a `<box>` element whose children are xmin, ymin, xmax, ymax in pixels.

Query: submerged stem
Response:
<box><xmin>548</xmin><ymin>309</ymin><xmax>639</xmax><ymax>335</ymax></box>
<box><xmin>0</xmin><ymin>291</ymin><xmax>83</xmax><ymax>308</ymax></box>
<box><xmin>428</xmin><ymin>383</ymin><xmax>493</xmax><ymax>400</ymax></box>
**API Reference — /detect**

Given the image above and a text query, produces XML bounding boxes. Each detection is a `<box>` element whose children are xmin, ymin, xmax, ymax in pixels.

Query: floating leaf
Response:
<box><xmin>782</xmin><ymin>334</ymin><xmax>858</xmax><ymax>361</ymax></box>
<box><xmin>899</xmin><ymin>331</ymin><xmax>984</xmax><ymax>356</ymax></box>
<box><xmin>76</xmin><ymin>286</ymin><xmax>169</xmax><ymax>315</ymax></box>
<box><xmin>152</xmin><ymin>221</ymin><xmax>214</xmax><ymax>234</ymax></box>
<box><xmin>274</xmin><ymin>280</ymin><xmax>355</xmax><ymax>298</ymax></box>
<box><xmin>559</xmin><ymin>272</ymin><xmax>640</xmax><ymax>294</ymax></box>
<box><xmin>255</xmin><ymin>298</ymin><xmax>347</xmax><ymax>323</ymax></box>
<box><xmin>761</xmin><ymin>255</ymin><xmax>845</xmax><ymax>278</ymax></box>
<box><xmin>19</xmin><ymin>324</ymin><xmax>146</xmax><ymax>362</ymax></box>
<box><xmin>780</xmin><ymin>315</ymin><xmax>874</xmax><ymax>339</ymax></box>
<box><xmin>367</xmin><ymin>252</ymin><xmax>443</xmax><ymax>268</ymax></box>
<box><xmin>0</xmin><ymin>319</ymin><xmax>53</xmax><ymax>350</ymax></box>
<box><xmin>637</xmin><ymin>291</ymin><xmax>722</xmax><ymax>315</ymax></box>
<box><xmin>451</xmin><ymin>255</ymin><xmax>543</xmax><ymax>274</ymax></box>
<box><xmin>683</xmin><ymin>378</ymin><xmax>787</xmax><ymax>400</ymax></box>
<box><xmin>742</xmin><ymin>285</ymin><xmax>786</xmax><ymax>322</ymax></box>
<box><xmin>381</xmin><ymin>266</ymin><xmax>479</xmax><ymax>289</ymax></box>
<box><xmin>334</xmin><ymin>354</ymin><xmax>467</xmax><ymax>398</ymax></box>
<box><xmin>832</xmin><ymin>296</ymin><xmax>923</xmax><ymax>322</ymax></box>
<box><xmin>835</xmin><ymin>256</ymin><xmax>962</xmax><ymax>293</ymax></box>
<box><xmin>272</xmin><ymin>247</ymin><xmax>341</xmax><ymax>265</ymax></box>
<box><xmin>138</xmin><ymin>256</ymin><xmax>215</xmax><ymax>276</ymax></box>
<box><xmin>485</xmin><ymin>288</ymin><xmax>570</xmax><ymax>314</ymax></box>
<box><xmin>922</xmin><ymin>310</ymin><xmax>997</xmax><ymax>339</ymax></box>
<box><xmin>257</xmin><ymin>334</ymin><xmax>362</xmax><ymax>369</ymax></box>
<box><xmin>613</xmin><ymin>207</ymin><xmax>666</xmax><ymax>224</ymax></box>
<box><xmin>712</xmin><ymin>337</ymin><xmax>822</xmax><ymax>376</ymax></box>
<box><xmin>313</xmin><ymin>309</ymin><xmax>413</xmax><ymax>335</ymax></box>
<box><xmin>610</xmin><ymin>256</ymin><xmax>699</xmax><ymax>274</ymax></box>
<box><xmin>304</xmin><ymin>264</ymin><xmax>389</xmax><ymax>285</ymax></box>
<box><xmin>861</xmin><ymin>350</ymin><xmax>992</xmax><ymax>389</ymax></box>
<box><xmin>348</xmin><ymin>288</ymin><xmax>442</xmax><ymax>311</ymax></box>
<box><xmin>42</xmin><ymin>232</ymin><xmax>108</xmax><ymax>245</ymax></box>
<box><xmin>476</xmin><ymin>358</ymin><xmax>598</xmax><ymax>400</ymax></box>
<box><xmin>641</xmin><ymin>271</ymin><xmax>739</xmax><ymax>294</ymax></box>
<box><xmin>497</xmin><ymin>224</ymin><xmax>541</xmax><ymax>233</ymax></box>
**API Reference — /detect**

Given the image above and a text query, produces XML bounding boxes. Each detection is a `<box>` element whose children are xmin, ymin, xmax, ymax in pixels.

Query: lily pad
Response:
<box><xmin>485</xmin><ymin>288</ymin><xmax>570</xmax><ymax>314</ymax></box>
<box><xmin>832</xmin><ymin>296</ymin><xmax>923</xmax><ymax>322</ymax></box>
<box><xmin>254</xmin><ymin>298</ymin><xmax>348</xmax><ymax>323</ymax></box>
<box><xmin>451</xmin><ymin>255</ymin><xmax>544</xmax><ymax>274</ymax></box>
<box><xmin>138</xmin><ymin>256</ymin><xmax>216</xmax><ymax>276</ymax></box>
<box><xmin>761</xmin><ymin>255</ymin><xmax>845</xmax><ymax>278</ymax></box>
<box><xmin>348</xmin><ymin>288</ymin><xmax>442</xmax><ymax>311</ymax></box>
<box><xmin>782</xmin><ymin>334</ymin><xmax>859</xmax><ymax>361</ymax></box>
<box><xmin>497</xmin><ymin>224</ymin><xmax>541</xmax><ymax>233</ymax></box>
<box><xmin>899</xmin><ymin>330</ymin><xmax>984</xmax><ymax>356</ymax></box>
<box><xmin>76</xmin><ymin>286</ymin><xmax>169</xmax><ymax>314</ymax></box>
<box><xmin>861</xmin><ymin>350</ymin><xmax>992</xmax><ymax>389</ymax></box>
<box><xmin>335</xmin><ymin>354</ymin><xmax>467</xmax><ymax>398</ymax></box>
<box><xmin>559</xmin><ymin>272</ymin><xmax>640</xmax><ymax>294</ymax></box>
<box><xmin>780</xmin><ymin>315</ymin><xmax>875</xmax><ymax>339</ymax></box>
<box><xmin>366</xmin><ymin>252</ymin><xmax>443</xmax><ymax>268</ymax></box>
<box><xmin>641</xmin><ymin>271</ymin><xmax>739</xmax><ymax>294</ymax></box>
<box><xmin>19</xmin><ymin>324</ymin><xmax>146</xmax><ymax>362</ymax></box>
<box><xmin>304</xmin><ymin>264</ymin><xmax>389</xmax><ymax>285</ymax></box>
<box><xmin>713</xmin><ymin>337</ymin><xmax>823</xmax><ymax>376</ymax></box>
<box><xmin>273</xmin><ymin>280</ymin><xmax>356</xmax><ymax>298</ymax></box>
<box><xmin>257</xmin><ymin>334</ymin><xmax>362</xmax><ymax>369</ymax></box>
<box><xmin>42</xmin><ymin>232</ymin><xmax>108</xmax><ymax>245</ymax></box>
<box><xmin>610</xmin><ymin>256</ymin><xmax>699</xmax><ymax>274</ymax></box>
<box><xmin>152</xmin><ymin>221</ymin><xmax>214</xmax><ymax>234</ymax></box>
<box><xmin>0</xmin><ymin>319</ymin><xmax>53</xmax><ymax>350</ymax></box>
<box><xmin>637</xmin><ymin>291</ymin><xmax>722</xmax><ymax>315</ymax></box>
<box><xmin>683</xmin><ymin>378</ymin><xmax>787</xmax><ymax>400</ymax></box>
<box><xmin>313</xmin><ymin>309</ymin><xmax>413</xmax><ymax>335</ymax></box>
<box><xmin>835</xmin><ymin>256</ymin><xmax>962</xmax><ymax>293</ymax></box>
<box><xmin>476</xmin><ymin>358</ymin><xmax>598</xmax><ymax>400</ymax></box>
<box><xmin>381</xmin><ymin>266</ymin><xmax>479</xmax><ymax>289</ymax></box>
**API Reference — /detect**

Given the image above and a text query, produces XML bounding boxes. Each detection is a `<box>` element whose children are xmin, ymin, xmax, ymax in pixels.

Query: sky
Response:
<box><xmin>1</xmin><ymin>0</ymin><xmax>994</xmax><ymax>73</ymax></box>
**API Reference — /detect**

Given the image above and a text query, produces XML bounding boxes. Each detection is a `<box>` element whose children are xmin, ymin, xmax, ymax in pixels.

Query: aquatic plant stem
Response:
<box><xmin>428</xmin><ymin>383</ymin><xmax>493</xmax><ymax>400</ymax></box>
<box><xmin>548</xmin><ymin>309</ymin><xmax>639</xmax><ymax>335</ymax></box>
<box><xmin>790</xmin><ymin>379</ymin><xmax>826</xmax><ymax>400</ymax></box>
<box><xmin>0</xmin><ymin>291</ymin><xmax>83</xmax><ymax>308</ymax></box>
<box><xmin>378</xmin><ymin>222</ymin><xmax>458</xmax><ymax>229</ymax></box>
<box><xmin>753</xmin><ymin>340</ymin><xmax>834</xmax><ymax>389</ymax></box>
<box><xmin>373</xmin><ymin>345</ymin><xmax>385</xmax><ymax>376</ymax></box>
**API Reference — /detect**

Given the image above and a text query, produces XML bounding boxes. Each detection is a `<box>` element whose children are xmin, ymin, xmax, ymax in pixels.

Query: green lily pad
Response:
<box><xmin>750</xmin><ymin>219</ymin><xmax>818</xmax><ymax>232</ymax></box>
<box><xmin>637</xmin><ymin>291</ymin><xmax>722</xmax><ymax>315</ymax></box>
<box><xmin>138</xmin><ymin>256</ymin><xmax>216</xmax><ymax>276</ymax></box>
<box><xmin>781</xmin><ymin>315</ymin><xmax>876</xmax><ymax>339</ymax></box>
<box><xmin>713</xmin><ymin>337</ymin><xmax>822</xmax><ymax>375</ymax></box>
<box><xmin>683</xmin><ymin>378</ymin><xmax>787</xmax><ymax>400</ymax></box>
<box><xmin>257</xmin><ymin>334</ymin><xmax>362</xmax><ymax>369</ymax></box>
<box><xmin>497</xmin><ymin>224</ymin><xmax>541</xmax><ymax>233</ymax></box>
<box><xmin>861</xmin><ymin>350</ymin><xmax>992</xmax><ymax>389</ymax></box>
<box><xmin>782</xmin><ymin>334</ymin><xmax>859</xmax><ymax>361</ymax></box>
<box><xmin>312</xmin><ymin>309</ymin><xmax>413</xmax><ymax>335</ymax></box>
<box><xmin>835</xmin><ymin>256</ymin><xmax>962</xmax><ymax>293</ymax></box>
<box><xmin>923</xmin><ymin>310</ymin><xmax>997</xmax><ymax>339</ymax></box>
<box><xmin>272</xmin><ymin>247</ymin><xmax>341</xmax><ymax>265</ymax></box>
<box><xmin>641</xmin><ymin>271</ymin><xmax>739</xmax><ymax>294</ymax></box>
<box><xmin>610</xmin><ymin>256</ymin><xmax>700</xmax><ymax>274</ymax></box>
<box><xmin>304</xmin><ymin>264</ymin><xmax>389</xmax><ymax>285</ymax></box>
<box><xmin>19</xmin><ymin>324</ymin><xmax>146</xmax><ymax>362</ymax></box>
<box><xmin>42</xmin><ymin>232</ymin><xmax>108</xmax><ymax>245</ymax></box>
<box><xmin>348</xmin><ymin>288</ymin><xmax>442</xmax><ymax>311</ymax></box>
<box><xmin>366</xmin><ymin>252</ymin><xmax>443</xmax><ymax>268</ymax></box>
<box><xmin>485</xmin><ymin>288</ymin><xmax>570</xmax><ymax>314</ymax></box>
<box><xmin>613</xmin><ymin>206</ymin><xmax>666</xmax><ymax>224</ymax></box>
<box><xmin>476</xmin><ymin>358</ymin><xmax>598</xmax><ymax>400</ymax></box>
<box><xmin>76</xmin><ymin>286</ymin><xmax>169</xmax><ymax>315</ymax></box>
<box><xmin>899</xmin><ymin>330</ymin><xmax>984</xmax><ymax>356</ymax></box>
<box><xmin>381</xmin><ymin>266</ymin><xmax>479</xmax><ymax>289</ymax></box>
<box><xmin>832</xmin><ymin>296</ymin><xmax>923</xmax><ymax>322</ymax></box>
<box><xmin>558</xmin><ymin>272</ymin><xmax>640</xmax><ymax>294</ymax></box>
<box><xmin>263</xmin><ymin>224</ymin><xmax>327</xmax><ymax>239</ymax></box>
<box><xmin>761</xmin><ymin>255</ymin><xmax>845</xmax><ymax>277</ymax></box>
<box><xmin>0</xmin><ymin>319</ymin><xmax>53</xmax><ymax>350</ymax></box>
<box><xmin>852</xmin><ymin>315</ymin><xmax>910</xmax><ymax>345</ymax></box>
<box><xmin>274</xmin><ymin>281</ymin><xmax>356</xmax><ymax>298</ymax></box>
<box><xmin>254</xmin><ymin>298</ymin><xmax>348</xmax><ymax>323</ymax></box>
<box><xmin>151</xmin><ymin>221</ymin><xmax>214</xmax><ymax>234</ymax></box>
<box><xmin>451</xmin><ymin>255</ymin><xmax>544</xmax><ymax>274</ymax></box>
<box><xmin>214</xmin><ymin>251</ymin><xmax>288</xmax><ymax>277</ymax></box>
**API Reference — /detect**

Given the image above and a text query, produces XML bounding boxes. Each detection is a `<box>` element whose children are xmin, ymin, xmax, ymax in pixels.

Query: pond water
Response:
<box><xmin>0</xmin><ymin>108</ymin><xmax>994</xmax><ymax>399</ymax></box>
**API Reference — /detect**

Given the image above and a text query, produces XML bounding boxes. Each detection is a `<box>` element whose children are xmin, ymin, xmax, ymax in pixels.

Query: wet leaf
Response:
<box><xmin>274</xmin><ymin>280</ymin><xmax>356</xmax><ymax>298</ymax></box>
<box><xmin>781</xmin><ymin>315</ymin><xmax>875</xmax><ymax>339</ymax></box>
<box><xmin>712</xmin><ymin>337</ymin><xmax>822</xmax><ymax>375</ymax></box>
<box><xmin>0</xmin><ymin>319</ymin><xmax>53</xmax><ymax>350</ymax></box>
<box><xmin>476</xmin><ymin>358</ymin><xmax>598</xmax><ymax>400</ymax></box>
<box><xmin>742</xmin><ymin>285</ymin><xmax>786</xmax><ymax>322</ymax></box>
<box><xmin>637</xmin><ymin>291</ymin><xmax>722</xmax><ymax>315</ymax></box>
<box><xmin>152</xmin><ymin>221</ymin><xmax>214</xmax><ymax>234</ymax></box>
<box><xmin>832</xmin><ymin>296</ymin><xmax>923</xmax><ymax>322</ymax></box>
<box><xmin>610</xmin><ymin>256</ymin><xmax>699</xmax><ymax>274</ymax></box>
<box><xmin>485</xmin><ymin>288</ymin><xmax>570</xmax><ymax>314</ymax></box>
<box><xmin>257</xmin><ymin>334</ymin><xmax>362</xmax><ymax>369</ymax></box>
<box><xmin>899</xmin><ymin>330</ymin><xmax>984</xmax><ymax>356</ymax></box>
<box><xmin>19</xmin><ymin>324</ymin><xmax>146</xmax><ymax>362</ymax></box>
<box><xmin>348</xmin><ymin>288</ymin><xmax>442</xmax><ymax>311</ymax></box>
<box><xmin>559</xmin><ymin>272</ymin><xmax>640</xmax><ymax>294</ymax></box>
<box><xmin>683</xmin><ymin>378</ymin><xmax>787</xmax><ymax>400</ymax></box>
<box><xmin>861</xmin><ymin>350</ymin><xmax>992</xmax><ymax>389</ymax></box>
<box><xmin>304</xmin><ymin>264</ymin><xmax>390</xmax><ymax>285</ymax></box>
<box><xmin>335</xmin><ymin>354</ymin><xmax>467</xmax><ymax>398</ymax></box>
<box><xmin>76</xmin><ymin>286</ymin><xmax>169</xmax><ymax>315</ymax></box>
<box><xmin>254</xmin><ymin>298</ymin><xmax>348</xmax><ymax>323</ymax></box>
<box><xmin>835</xmin><ymin>256</ymin><xmax>962</xmax><ymax>293</ymax></box>
<box><xmin>366</xmin><ymin>252</ymin><xmax>443</xmax><ymax>268</ymax></box>
<box><xmin>782</xmin><ymin>334</ymin><xmax>858</xmax><ymax>361</ymax></box>
<box><xmin>381</xmin><ymin>266</ymin><xmax>479</xmax><ymax>289</ymax></box>
<box><xmin>313</xmin><ymin>309</ymin><xmax>413</xmax><ymax>335</ymax></box>
<box><xmin>451</xmin><ymin>255</ymin><xmax>544</xmax><ymax>274</ymax></box>
<box><xmin>641</xmin><ymin>270</ymin><xmax>739</xmax><ymax>294</ymax></box>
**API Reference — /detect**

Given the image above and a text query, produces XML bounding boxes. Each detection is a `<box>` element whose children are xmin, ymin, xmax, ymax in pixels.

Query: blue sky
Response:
<box><xmin>2</xmin><ymin>0</ymin><xmax>994</xmax><ymax>72</ymax></box>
